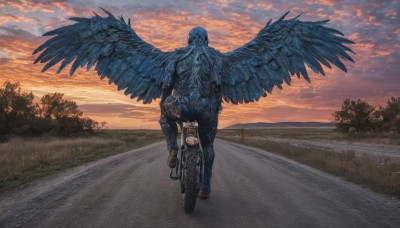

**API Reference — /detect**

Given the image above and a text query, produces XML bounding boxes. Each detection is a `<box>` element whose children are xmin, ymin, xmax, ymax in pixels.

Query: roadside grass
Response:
<box><xmin>218</xmin><ymin>135</ymin><xmax>400</xmax><ymax>198</ymax></box>
<box><xmin>218</xmin><ymin>128</ymin><xmax>400</xmax><ymax>145</ymax></box>
<box><xmin>0</xmin><ymin>129</ymin><xmax>164</xmax><ymax>192</ymax></box>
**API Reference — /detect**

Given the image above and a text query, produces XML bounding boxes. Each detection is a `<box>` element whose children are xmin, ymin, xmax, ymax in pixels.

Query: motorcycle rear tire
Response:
<box><xmin>182</xmin><ymin>147</ymin><xmax>200</xmax><ymax>213</ymax></box>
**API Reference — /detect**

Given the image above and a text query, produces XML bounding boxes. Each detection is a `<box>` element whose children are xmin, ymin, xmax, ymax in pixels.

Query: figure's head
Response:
<box><xmin>188</xmin><ymin>27</ymin><xmax>208</xmax><ymax>46</ymax></box>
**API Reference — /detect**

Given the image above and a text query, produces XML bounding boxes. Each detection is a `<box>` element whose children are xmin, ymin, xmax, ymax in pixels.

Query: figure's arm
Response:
<box><xmin>160</xmin><ymin>85</ymin><xmax>173</xmax><ymax>114</ymax></box>
<box><xmin>212</xmin><ymin>82</ymin><xmax>223</xmax><ymax>113</ymax></box>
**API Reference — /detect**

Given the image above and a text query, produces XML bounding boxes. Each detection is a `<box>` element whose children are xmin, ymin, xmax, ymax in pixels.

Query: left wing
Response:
<box><xmin>33</xmin><ymin>8</ymin><xmax>179</xmax><ymax>104</ymax></box>
<box><xmin>219</xmin><ymin>12</ymin><xmax>355</xmax><ymax>104</ymax></box>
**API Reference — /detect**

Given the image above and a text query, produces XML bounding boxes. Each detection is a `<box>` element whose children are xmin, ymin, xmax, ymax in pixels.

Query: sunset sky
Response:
<box><xmin>0</xmin><ymin>0</ymin><xmax>399</xmax><ymax>129</ymax></box>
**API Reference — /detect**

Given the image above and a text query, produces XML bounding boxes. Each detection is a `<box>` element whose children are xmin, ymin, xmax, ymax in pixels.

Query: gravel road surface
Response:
<box><xmin>0</xmin><ymin>139</ymin><xmax>399</xmax><ymax>228</ymax></box>
<box><xmin>262</xmin><ymin>137</ymin><xmax>400</xmax><ymax>158</ymax></box>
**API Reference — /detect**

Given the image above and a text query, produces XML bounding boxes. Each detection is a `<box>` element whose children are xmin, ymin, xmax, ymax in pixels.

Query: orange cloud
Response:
<box><xmin>0</xmin><ymin>0</ymin><xmax>68</xmax><ymax>13</ymax></box>
<box><xmin>1</xmin><ymin>0</ymin><xmax>398</xmax><ymax>129</ymax></box>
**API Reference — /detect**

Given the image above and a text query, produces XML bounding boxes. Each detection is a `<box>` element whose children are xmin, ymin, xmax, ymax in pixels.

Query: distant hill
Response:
<box><xmin>224</xmin><ymin>122</ymin><xmax>336</xmax><ymax>129</ymax></box>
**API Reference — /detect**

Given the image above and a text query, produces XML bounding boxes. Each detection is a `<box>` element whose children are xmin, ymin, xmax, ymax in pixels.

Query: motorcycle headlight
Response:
<box><xmin>186</xmin><ymin>136</ymin><xmax>199</xmax><ymax>146</ymax></box>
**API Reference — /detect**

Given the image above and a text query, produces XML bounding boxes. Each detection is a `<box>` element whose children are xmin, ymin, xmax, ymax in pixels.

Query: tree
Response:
<box><xmin>40</xmin><ymin>93</ymin><xmax>82</xmax><ymax>119</ymax></box>
<box><xmin>38</xmin><ymin>93</ymin><xmax>101</xmax><ymax>135</ymax></box>
<box><xmin>0</xmin><ymin>81</ymin><xmax>105</xmax><ymax>138</ymax></box>
<box><xmin>333</xmin><ymin>98</ymin><xmax>375</xmax><ymax>133</ymax></box>
<box><xmin>0</xmin><ymin>81</ymin><xmax>37</xmax><ymax>136</ymax></box>
<box><xmin>379</xmin><ymin>97</ymin><xmax>400</xmax><ymax>133</ymax></box>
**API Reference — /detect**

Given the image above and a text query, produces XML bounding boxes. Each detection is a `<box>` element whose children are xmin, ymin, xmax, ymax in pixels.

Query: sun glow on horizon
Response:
<box><xmin>1</xmin><ymin>0</ymin><xmax>399</xmax><ymax>128</ymax></box>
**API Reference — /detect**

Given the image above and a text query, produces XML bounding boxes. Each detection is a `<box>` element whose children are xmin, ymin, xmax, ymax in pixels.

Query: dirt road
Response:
<box><xmin>0</xmin><ymin>139</ymin><xmax>399</xmax><ymax>227</ymax></box>
<box><xmin>261</xmin><ymin>137</ymin><xmax>400</xmax><ymax>158</ymax></box>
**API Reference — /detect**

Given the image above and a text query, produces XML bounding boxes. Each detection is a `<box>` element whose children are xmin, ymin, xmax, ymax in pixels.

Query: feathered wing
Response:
<box><xmin>218</xmin><ymin>12</ymin><xmax>355</xmax><ymax>104</ymax></box>
<box><xmin>33</xmin><ymin>9</ymin><xmax>178</xmax><ymax>104</ymax></box>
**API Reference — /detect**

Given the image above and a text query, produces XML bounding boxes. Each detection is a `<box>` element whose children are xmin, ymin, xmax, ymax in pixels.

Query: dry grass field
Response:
<box><xmin>0</xmin><ymin>130</ymin><xmax>164</xmax><ymax>192</ymax></box>
<box><xmin>218</xmin><ymin>128</ymin><xmax>400</xmax><ymax>197</ymax></box>
<box><xmin>219</xmin><ymin>127</ymin><xmax>400</xmax><ymax>145</ymax></box>
<box><xmin>2</xmin><ymin>127</ymin><xmax>399</xmax><ymax>197</ymax></box>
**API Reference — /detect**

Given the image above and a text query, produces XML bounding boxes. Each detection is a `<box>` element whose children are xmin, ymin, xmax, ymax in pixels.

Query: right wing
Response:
<box><xmin>217</xmin><ymin>12</ymin><xmax>355</xmax><ymax>104</ymax></box>
<box><xmin>33</xmin><ymin>8</ymin><xmax>179</xmax><ymax>104</ymax></box>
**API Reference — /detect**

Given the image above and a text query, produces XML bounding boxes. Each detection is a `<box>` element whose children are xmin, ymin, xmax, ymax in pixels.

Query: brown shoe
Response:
<box><xmin>168</xmin><ymin>151</ymin><xmax>178</xmax><ymax>168</ymax></box>
<box><xmin>198</xmin><ymin>191</ymin><xmax>210</xmax><ymax>199</ymax></box>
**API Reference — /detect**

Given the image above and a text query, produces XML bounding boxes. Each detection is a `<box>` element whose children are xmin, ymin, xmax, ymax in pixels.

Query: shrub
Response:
<box><xmin>379</xmin><ymin>97</ymin><xmax>400</xmax><ymax>133</ymax></box>
<box><xmin>0</xmin><ymin>81</ymin><xmax>105</xmax><ymax>138</ymax></box>
<box><xmin>333</xmin><ymin>98</ymin><xmax>375</xmax><ymax>133</ymax></box>
<box><xmin>333</xmin><ymin>97</ymin><xmax>400</xmax><ymax>134</ymax></box>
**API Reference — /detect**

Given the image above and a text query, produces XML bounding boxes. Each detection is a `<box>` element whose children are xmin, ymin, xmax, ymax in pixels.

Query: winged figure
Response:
<box><xmin>33</xmin><ymin>9</ymin><xmax>354</xmax><ymax>198</ymax></box>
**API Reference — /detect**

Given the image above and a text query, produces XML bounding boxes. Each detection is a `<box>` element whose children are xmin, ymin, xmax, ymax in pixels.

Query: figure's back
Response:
<box><xmin>161</xmin><ymin>45</ymin><xmax>222</xmax><ymax>122</ymax></box>
<box><xmin>175</xmin><ymin>46</ymin><xmax>214</xmax><ymax>100</ymax></box>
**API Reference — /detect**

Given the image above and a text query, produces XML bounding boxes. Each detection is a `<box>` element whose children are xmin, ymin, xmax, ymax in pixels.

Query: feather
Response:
<box><xmin>292</xmin><ymin>12</ymin><xmax>304</xmax><ymax>20</ymax></box>
<box><xmin>303</xmin><ymin>50</ymin><xmax>324</xmax><ymax>74</ymax></box>
<box><xmin>42</xmin><ymin>25</ymin><xmax>75</xmax><ymax>36</ymax></box>
<box><xmin>86</xmin><ymin>51</ymin><xmax>100</xmax><ymax>71</ymax></box>
<box><xmin>70</xmin><ymin>17</ymin><xmax>90</xmax><ymax>23</ymax></box>
<box><xmin>277</xmin><ymin>11</ymin><xmax>290</xmax><ymax>22</ymax></box>
<box><xmin>322</xmin><ymin>27</ymin><xmax>344</xmax><ymax>36</ymax></box>
<box><xmin>120</xmin><ymin>15</ymin><xmax>125</xmax><ymax>23</ymax></box>
<box><xmin>34</xmin><ymin>34</ymin><xmax>73</xmax><ymax>55</ymax></box>
<box><xmin>308</xmin><ymin>45</ymin><xmax>332</xmax><ymax>69</ymax></box>
<box><xmin>265</xmin><ymin>18</ymin><xmax>272</xmax><ymax>27</ymax></box>
<box><xmin>117</xmin><ymin>70</ymin><xmax>135</xmax><ymax>90</ymax></box>
<box><xmin>331</xmin><ymin>44</ymin><xmax>355</xmax><ymax>62</ymax></box>
<box><xmin>56</xmin><ymin>55</ymin><xmax>75</xmax><ymax>74</ymax></box>
<box><xmin>307</xmin><ymin>20</ymin><xmax>329</xmax><ymax>25</ymax></box>
<box><xmin>317</xmin><ymin>46</ymin><xmax>348</xmax><ymax>72</ymax></box>
<box><xmin>41</xmin><ymin>51</ymin><xmax>71</xmax><ymax>72</ymax></box>
<box><xmin>94</xmin><ymin>31</ymin><xmax>106</xmax><ymax>42</ymax></box>
<box><xmin>283</xmin><ymin>71</ymin><xmax>291</xmax><ymax>85</ymax></box>
<box><xmin>37</xmin><ymin>44</ymin><xmax>69</xmax><ymax>63</ymax></box>
<box><xmin>299</xmin><ymin>63</ymin><xmax>310</xmax><ymax>82</ymax></box>
<box><xmin>101</xmin><ymin>7</ymin><xmax>116</xmax><ymax>19</ymax></box>
<box><xmin>69</xmin><ymin>57</ymin><xmax>82</xmax><ymax>76</ymax></box>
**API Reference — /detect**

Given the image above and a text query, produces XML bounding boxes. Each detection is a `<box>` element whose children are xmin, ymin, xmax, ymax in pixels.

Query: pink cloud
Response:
<box><xmin>0</xmin><ymin>0</ymin><xmax>398</xmax><ymax>128</ymax></box>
